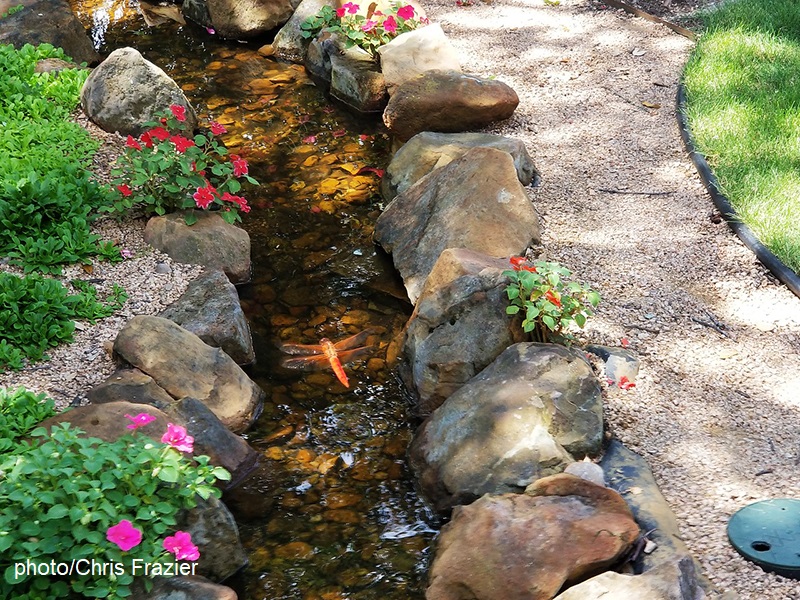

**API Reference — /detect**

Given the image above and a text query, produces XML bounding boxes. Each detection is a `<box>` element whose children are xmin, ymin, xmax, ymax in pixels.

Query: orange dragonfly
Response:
<box><xmin>278</xmin><ymin>328</ymin><xmax>377</xmax><ymax>388</ymax></box>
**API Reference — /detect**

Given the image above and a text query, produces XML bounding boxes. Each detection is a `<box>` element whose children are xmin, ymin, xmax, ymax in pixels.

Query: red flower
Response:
<box><xmin>544</xmin><ymin>290</ymin><xmax>561</xmax><ymax>308</ymax></box>
<box><xmin>620</xmin><ymin>337</ymin><xmax>629</xmax><ymax>348</ymax></box>
<box><xmin>509</xmin><ymin>256</ymin><xmax>526</xmax><ymax>270</ymax></box>
<box><xmin>618</xmin><ymin>376</ymin><xmax>636</xmax><ymax>390</ymax></box>
<box><xmin>149</xmin><ymin>126</ymin><xmax>170</xmax><ymax>142</ymax></box>
<box><xmin>141</xmin><ymin>131</ymin><xmax>154</xmax><ymax>148</ymax></box>
<box><xmin>193</xmin><ymin>184</ymin><xmax>216</xmax><ymax>209</ymax></box>
<box><xmin>221</xmin><ymin>192</ymin><xmax>251</xmax><ymax>213</ymax></box>
<box><xmin>210</xmin><ymin>121</ymin><xmax>227</xmax><ymax>135</ymax></box>
<box><xmin>170</xmin><ymin>135</ymin><xmax>195</xmax><ymax>153</ymax></box>
<box><xmin>231</xmin><ymin>156</ymin><xmax>249</xmax><ymax>177</ymax></box>
<box><xmin>336</xmin><ymin>6</ymin><xmax>346</xmax><ymax>17</ymax></box>
<box><xmin>397</xmin><ymin>4</ymin><xmax>415</xmax><ymax>19</ymax></box>
<box><xmin>125</xmin><ymin>135</ymin><xmax>142</xmax><ymax>151</ymax></box>
<box><xmin>117</xmin><ymin>184</ymin><xmax>133</xmax><ymax>197</ymax></box>
<box><xmin>332</xmin><ymin>129</ymin><xmax>346</xmax><ymax>138</ymax></box>
<box><xmin>170</xmin><ymin>104</ymin><xmax>187</xmax><ymax>122</ymax></box>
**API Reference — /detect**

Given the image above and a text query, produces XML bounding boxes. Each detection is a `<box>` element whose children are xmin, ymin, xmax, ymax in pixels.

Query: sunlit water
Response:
<box><xmin>67</xmin><ymin>4</ymin><xmax>438</xmax><ymax>597</ymax></box>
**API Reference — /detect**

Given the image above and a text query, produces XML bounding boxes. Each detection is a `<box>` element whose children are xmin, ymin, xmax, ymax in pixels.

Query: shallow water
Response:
<box><xmin>68</xmin><ymin>5</ymin><xmax>437</xmax><ymax>598</ymax></box>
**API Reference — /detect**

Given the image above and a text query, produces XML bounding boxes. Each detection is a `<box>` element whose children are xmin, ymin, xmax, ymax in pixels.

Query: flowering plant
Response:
<box><xmin>504</xmin><ymin>257</ymin><xmax>600</xmax><ymax>344</ymax></box>
<box><xmin>108</xmin><ymin>105</ymin><xmax>259</xmax><ymax>225</ymax></box>
<box><xmin>301</xmin><ymin>2</ymin><xmax>426</xmax><ymax>57</ymax></box>
<box><xmin>0</xmin><ymin>417</ymin><xmax>230</xmax><ymax>599</ymax></box>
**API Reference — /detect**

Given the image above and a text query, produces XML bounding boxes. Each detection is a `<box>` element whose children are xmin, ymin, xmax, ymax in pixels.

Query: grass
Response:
<box><xmin>683</xmin><ymin>0</ymin><xmax>800</xmax><ymax>273</ymax></box>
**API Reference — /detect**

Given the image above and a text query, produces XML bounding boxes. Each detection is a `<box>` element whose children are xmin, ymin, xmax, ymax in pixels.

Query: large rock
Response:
<box><xmin>377</xmin><ymin>24</ymin><xmax>461</xmax><ymax>96</ymax></box>
<box><xmin>330</xmin><ymin>44</ymin><xmax>388</xmax><ymax>114</ymax></box>
<box><xmin>272</xmin><ymin>0</ymin><xmax>335</xmax><ymax>63</ymax></box>
<box><xmin>382</xmin><ymin>131</ymin><xmax>539</xmax><ymax>201</ymax></box>
<box><xmin>409</xmin><ymin>343</ymin><xmax>603</xmax><ymax>513</ymax></box>
<box><xmin>160</xmin><ymin>270</ymin><xmax>255</xmax><ymax>365</ymax></box>
<box><xmin>80</xmin><ymin>47</ymin><xmax>197</xmax><ymax>136</ymax></box>
<box><xmin>188</xmin><ymin>0</ymin><xmax>295</xmax><ymax>39</ymax></box>
<box><xmin>400</xmin><ymin>248</ymin><xmax>524</xmax><ymax>413</ymax></box>
<box><xmin>133</xmin><ymin>576</ymin><xmax>237</xmax><ymax>600</ymax></box>
<box><xmin>144</xmin><ymin>211</ymin><xmax>251</xmax><ymax>285</ymax></box>
<box><xmin>383</xmin><ymin>69</ymin><xmax>519</xmax><ymax>141</ymax></box>
<box><xmin>373</xmin><ymin>146</ymin><xmax>540</xmax><ymax>304</ymax></box>
<box><xmin>427</xmin><ymin>475</ymin><xmax>639</xmax><ymax>600</ymax></box>
<box><xmin>88</xmin><ymin>368</ymin><xmax>176</xmax><ymax>411</ymax></box>
<box><xmin>113</xmin><ymin>316</ymin><xmax>263</xmax><ymax>433</ymax></box>
<box><xmin>38</xmin><ymin>401</ymin><xmax>172</xmax><ymax>444</ymax></box>
<box><xmin>0</xmin><ymin>0</ymin><xmax>101</xmax><ymax>66</ymax></box>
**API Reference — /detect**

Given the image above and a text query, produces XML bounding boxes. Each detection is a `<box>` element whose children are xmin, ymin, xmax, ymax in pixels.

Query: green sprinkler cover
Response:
<box><xmin>727</xmin><ymin>498</ymin><xmax>800</xmax><ymax>579</ymax></box>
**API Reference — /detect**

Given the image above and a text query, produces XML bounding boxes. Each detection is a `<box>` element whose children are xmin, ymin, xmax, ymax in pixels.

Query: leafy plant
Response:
<box><xmin>0</xmin><ymin>272</ymin><xmax>127</xmax><ymax>372</ymax></box>
<box><xmin>107</xmin><ymin>105</ymin><xmax>259</xmax><ymax>225</ymax></box>
<box><xmin>0</xmin><ymin>419</ymin><xmax>231</xmax><ymax>599</ymax></box>
<box><xmin>504</xmin><ymin>257</ymin><xmax>600</xmax><ymax>343</ymax></box>
<box><xmin>301</xmin><ymin>2</ymin><xmax>426</xmax><ymax>58</ymax></box>
<box><xmin>0</xmin><ymin>387</ymin><xmax>56</xmax><ymax>454</ymax></box>
<box><xmin>0</xmin><ymin>4</ymin><xmax>23</xmax><ymax>19</ymax></box>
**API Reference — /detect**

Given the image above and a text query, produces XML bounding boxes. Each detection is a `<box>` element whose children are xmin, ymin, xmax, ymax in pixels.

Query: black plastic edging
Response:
<box><xmin>676</xmin><ymin>83</ymin><xmax>800</xmax><ymax>300</ymax></box>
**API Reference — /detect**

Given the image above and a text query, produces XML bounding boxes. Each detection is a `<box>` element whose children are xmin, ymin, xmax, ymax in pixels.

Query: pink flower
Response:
<box><xmin>106</xmin><ymin>520</ymin><xmax>142</xmax><ymax>552</ymax></box>
<box><xmin>336</xmin><ymin>6</ymin><xmax>346</xmax><ymax>17</ymax></box>
<box><xmin>383</xmin><ymin>15</ymin><xmax>397</xmax><ymax>33</ymax></box>
<box><xmin>332</xmin><ymin>129</ymin><xmax>346</xmax><ymax>138</ymax></box>
<box><xmin>397</xmin><ymin>4</ymin><xmax>415</xmax><ymax>19</ymax></box>
<box><xmin>125</xmin><ymin>413</ymin><xmax>157</xmax><ymax>430</ymax></box>
<box><xmin>121</xmin><ymin>248</ymin><xmax>134</xmax><ymax>259</ymax></box>
<box><xmin>193</xmin><ymin>185</ymin><xmax>216</xmax><ymax>210</ymax></box>
<box><xmin>302</xmin><ymin>135</ymin><xmax>317</xmax><ymax>144</ymax></box>
<box><xmin>170</xmin><ymin>104</ymin><xmax>187</xmax><ymax>122</ymax></box>
<box><xmin>206</xmin><ymin>26</ymin><xmax>215</xmax><ymax>34</ymax></box>
<box><xmin>170</xmin><ymin>135</ymin><xmax>195</xmax><ymax>153</ymax></box>
<box><xmin>361</xmin><ymin>19</ymin><xmax>377</xmax><ymax>32</ymax></box>
<box><xmin>342</xmin><ymin>2</ymin><xmax>359</xmax><ymax>14</ymax></box>
<box><xmin>149</xmin><ymin>126</ymin><xmax>170</xmax><ymax>142</ymax></box>
<box><xmin>231</xmin><ymin>156</ymin><xmax>249</xmax><ymax>177</ymax></box>
<box><xmin>210</xmin><ymin>121</ymin><xmax>227</xmax><ymax>135</ymax></box>
<box><xmin>117</xmin><ymin>184</ymin><xmax>133</xmax><ymax>197</ymax></box>
<box><xmin>161</xmin><ymin>423</ymin><xmax>194</xmax><ymax>453</ymax></box>
<box><xmin>126</xmin><ymin>135</ymin><xmax>142</xmax><ymax>151</ymax></box>
<box><xmin>163</xmin><ymin>531</ymin><xmax>200</xmax><ymax>561</ymax></box>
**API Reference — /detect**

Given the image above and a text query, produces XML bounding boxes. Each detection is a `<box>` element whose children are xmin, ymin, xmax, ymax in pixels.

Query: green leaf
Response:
<box><xmin>542</xmin><ymin>315</ymin><xmax>556</xmax><ymax>330</ymax></box>
<box><xmin>506</xmin><ymin>305</ymin><xmax>520</xmax><ymax>315</ymax></box>
<box><xmin>574</xmin><ymin>313</ymin><xmax>586</xmax><ymax>328</ymax></box>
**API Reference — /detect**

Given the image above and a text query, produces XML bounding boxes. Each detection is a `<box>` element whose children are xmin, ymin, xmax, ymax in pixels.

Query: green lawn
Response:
<box><xmin>683</xmin><ymin>0</ymin><xmax>800</xmax><ymax>272</ymax></box>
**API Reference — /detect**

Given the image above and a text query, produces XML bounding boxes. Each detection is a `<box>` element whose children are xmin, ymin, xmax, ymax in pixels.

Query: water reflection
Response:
<box><xmin>69</xmin><ymin>2</ymin><xmax>437</xmax><ymax>598</ymax></box>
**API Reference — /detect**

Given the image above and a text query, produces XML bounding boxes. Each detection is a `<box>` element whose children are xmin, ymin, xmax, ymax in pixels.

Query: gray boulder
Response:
<box><xmin>382</xmin><ymin>131</ymin><xmax>539</xmax><ymax>201</ymax></box>
<box><xmin>144</xmin><ymin>211</ymin><xmax>251</xmax><ymax>285</ymax></box>
<box><xmin>374</xmin><ymin>146</ymin><xmax>540</xmax><ymax>304</ymax></box>
<box><xmin>272</xmin><ymin>0</ymin><xmax>335</xmax><ymax>63</ymax></box>
<box><xmin>113</xmin><ymin>316</ymin><xmax>264</xmax><ymax>433</ymax></box>
<box><xmin>80</xmin><ymin>47</ymin><xmax>197</xmax><ymax>136</ymax></box>
<box><xmin>160</xmin><ymin>270</ymin><xmax>255</xmax><ymax>365</ymax></box>
<box><xmin>409</xmin><ymin>343</ymin><xmax>603</xmax><ymax>513</ymax></box>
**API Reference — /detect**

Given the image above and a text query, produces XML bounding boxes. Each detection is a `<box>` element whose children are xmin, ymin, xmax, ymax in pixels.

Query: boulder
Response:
<box><xmin>113</xmin><ymin>316</ymin><xmax>264</xmax><ymax>433</ymax></box>
<box><xmin>426</xmin><ymin>476</ymin><xmax>639</xmax><ymax>600</ymax></box>
<box><xmin>383</xmin><ymin>69</ymin><xmax>519</xmax><ymax>141</ymax></box>
<box><xmin>329</xmin><ymin>44</ymin><xmax>388</xmax><ymax>114</ymax></box>
<box><xmin>373</xmin><ymin>146</ymin><xmax>540</xmax><ymax>304</ymax></box>
<box><xmin>409</xmin><ymin>343</ymin><xmax>603</xmax><ymax>513</ymax></box>
<box><xmin>160</xmin><ymin>270</ymin><xmax>255</xmax><ymax>365</ymax></box>
<box><xmin>88</xmin><ymin>368</ymin><xmax>176</xmax><ymax>411</ymax></box>
<box><xmin>133</xmin><ymin>576</ymin><xmax>237</xmax><ymax>600</ymax></box>
<box><xmin>272</xmin><ymin>0</ymin><xmax>335</xmax><ymax>63</ymax></box>
<box><xmin>0</xmin><ymin>0</ymin><xmax>100</xmax><ymax>66</ymax></box>
<box><xmin>188</xmin><ymin>0</ymin><xmax>295</xmax><ymax>39</ymax></box>
<box><xmin>178</xmin><ymin>494</ymin><xmax>248</xmax><ymax>581</ymax></box>
<box><xmin>144</xmin><ymin>211</ymin><xmax>251</xmax><ymax>285</ymax></box>
<box><xmin>377</xmin><ymin>24</ymin><xmax>461</xmax><ymax>96</ymax></box>
<box><xmin>38</xmin><ymin>401</ymin><xmax>172</xmax><ymax>444</ymax></box>
<box><xmin>80</xmin><ymin>47</ymin><xmax>197</xmax><ymax>136</ymax></box>
<box><xmin>381</xmin><ymin>131</ymin><xmax>539</xmax><ymax>201</ymax></box>
<box><xmin>400</xmin><ymin>248</ymin><xmax>524</xmax><ymax>413</ymax></box>
<box><xmin>304</xmin><ymin>30</ymin><xmax>338</xmax><ymax>86</ymax></box>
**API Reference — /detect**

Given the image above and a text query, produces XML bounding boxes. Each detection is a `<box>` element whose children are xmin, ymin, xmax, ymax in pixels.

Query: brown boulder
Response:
<box><xmin>38</xmin><ymin>401</ymin><xmax>171</xmax><ymax>445</ymax></box>
<box><xmin>87</xmin><ymin>368</ymin><xmax>175</xmax><ymax>411</ymax></box>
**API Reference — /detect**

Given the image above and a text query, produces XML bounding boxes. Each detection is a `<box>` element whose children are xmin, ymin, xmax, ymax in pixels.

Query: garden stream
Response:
<box><xmin>68</xmin><ymin>3</ymin><xmax>438</xmax><ymax>598</ymax></box>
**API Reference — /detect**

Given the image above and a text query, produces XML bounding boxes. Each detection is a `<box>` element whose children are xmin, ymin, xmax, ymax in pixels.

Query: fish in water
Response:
<box><xmin>279</xmin><ymin>328</ymin><xmax>377</xmax><ymax>388</ymax></box>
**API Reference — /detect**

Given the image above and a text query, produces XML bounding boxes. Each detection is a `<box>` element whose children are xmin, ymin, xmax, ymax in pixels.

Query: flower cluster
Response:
<box><xmin>108</xmin><ymin>105</ymin><xmax>259</xmax><ymax>225</ymax></box>
<box><xmin>301</xmin><ymin>2</ymin><xmax>427</xmax><ymax>57</ymax></box>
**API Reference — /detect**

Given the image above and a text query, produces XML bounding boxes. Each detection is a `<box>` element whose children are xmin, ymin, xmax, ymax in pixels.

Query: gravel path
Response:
<box><xmin>423</xmin><ymin>0</ymin><xmax>800</xmax><ymax>597</ymax></box>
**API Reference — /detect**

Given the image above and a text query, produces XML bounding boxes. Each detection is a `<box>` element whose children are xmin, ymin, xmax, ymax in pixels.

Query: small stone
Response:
<box><xmin>155</xmin><ymin>262</ymin><xmax>171</xmax><ymax>274</ymax></box>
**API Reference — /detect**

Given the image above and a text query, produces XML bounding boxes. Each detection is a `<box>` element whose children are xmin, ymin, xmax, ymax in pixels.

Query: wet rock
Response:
<box><xmin>113</xmin><ymin>316</ymin><xmax>264</xmax><ymax>433</ymax></box>
<box><xmin>401</xmin><ymin>248</ymin><xmax>523</xmax><ymax>413</ymax></box>
<box><xmin>87</xmin><ymin>368</ymin><xmax>175</xmax><ymax>411</ymax></box>
<box><xmin>221</xmin><ymin>461</ymin><xmax>281</xmax><ymax>520</ymax></box>
<box><xmin>305</xmin><ymin>31</ymin><xmax>338</xmax><ymax>87</ymax></box>
<box><xmin>330</xmin><ymin>44</ymin><xmax>388</xmax><ymax>114</ymax></box>
<box><xmin>586</xmin><ymin>344</ymin><xmax>639</xmax><ymax>387</ymax></box>
<box><xmin>186</xmin><ymin>0</ymin><xmax>295</xmax><ymax>40</ymax></box>
<box><xmin>409</xmin><ymin>343</ymin><xmax>603</xmax><ymax>513</ymax></box>
<box><xmin>144</xmin><ymin>211</ymin><xmax>251</xmax><ymax>285</ymax></box>
<box><xmin>273</xmin><ymin>0</ymin><xmax>335</xmax><ymax>63</ymax></box>
<box><xmin>0</xmin><ymin>0</ymin><xmax>100</xmax><ymax>66</ymax></box>
<box><xmin>383</xmin><ymin>69</ymin><xmax>519</xmax><ymax>142</ymax></box>
<box><xmin>133</xmin><ymin>576</ymin><xmax>237</xmax><ymax>600</ymax></box>
<box><xmin>377</xmin><ymin>24</ymin><xmax>461</xmax><ymax>96</ymax></box>
<box><xmin>381</xmin><ymin>131</ymin><xmax>539</xmax><ymax>201</ymax></box>
<box><xmin>37</xmin><ymin>401</ymin><xmax>172</xmax><ymax>444</ymax></box>
<box><xmin>374</xmin><ymin>147</ymin><xmax>540</xmax><ymax>304</ymax></box>
<box><xmin>160</xmin><ymin>270</ymin><xmax>255</xmax><ymax>365</ymax></box>
<box><xmin>427</xmin><ymin>478</ymin><xmax>639</xmax><ymax>600</ymax></box>
<box><xmin>81</xmin><ymin>47</ymin><xmax>197</xmax><ymax>136</ymax></box>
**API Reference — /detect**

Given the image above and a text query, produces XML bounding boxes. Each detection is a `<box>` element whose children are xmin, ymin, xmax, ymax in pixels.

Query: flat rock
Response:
<box><xmin>383</xmin><ymin>69</ymin><xmax>519</xmax><ymax>141</ymax></box>
<box><xmin>374</xmin><ymin>146</ymin><xmax>540</xmax><ymax>304</ymax></box>
<box><xmin>38</xmin><ymin>401</ymin><xmax>172</xmax><ymax>445</ymax></box>
<box><xmin>88</xmin><ymin>368</ymin><xmax>175</xmax><ymax>411</ymax></box>
<box><xmin>409</xmin><ymin>342</ymin><xmax>603</xmax><ymax>513</ymax></box>
<box><xmin>200</xmin><ymin>0</ymin><xmax>294</xmax><ymax>39</ymax></box>
<box><xmin>144</xmin><ymin>211</ymin><xmax>251</xmax><ymax>285</ymax></box>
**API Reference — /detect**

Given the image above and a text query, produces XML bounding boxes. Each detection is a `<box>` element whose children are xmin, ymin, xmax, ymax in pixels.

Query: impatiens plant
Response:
<box><xmin>0</xmin><ymin>418</ymin><xmax>230</xmax><ymax>599</ymax></box>
<box><xmin>504</xmin><ymin>257</ymin><xmax>600</xmax><ymax>344</ymax></box>
<box><xmin>108</xmin><ymin>105</ymin><xmax>259</xmax><ymax>225</ymax></box>
<box><xmin>301</xmin><ymin>2</ymin><xmax>426</xmax><ymax>57</ymax></box>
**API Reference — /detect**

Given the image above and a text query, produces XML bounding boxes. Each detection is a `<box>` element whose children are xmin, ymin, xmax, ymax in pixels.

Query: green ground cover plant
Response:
<box><xmin>0</xmin><ymin>387</ymin><xmax>56</xmax><ymax>453</ymax></box>
<box><xmin>683</xmin><ymin>0</ymin><xmax>800</xmax><ymax>272</ymax></box>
